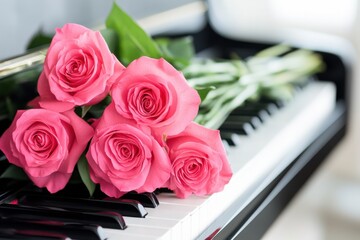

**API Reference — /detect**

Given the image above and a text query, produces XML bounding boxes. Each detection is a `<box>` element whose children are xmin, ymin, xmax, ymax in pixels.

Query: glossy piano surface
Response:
<box><xmin>0</xmin><ymin>16</ymin><xmax>351</xmax><ymax>240</ymax></box>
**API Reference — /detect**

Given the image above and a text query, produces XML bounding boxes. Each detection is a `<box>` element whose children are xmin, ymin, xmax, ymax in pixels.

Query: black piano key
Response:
<box><xmin>220</xmin><ymin>121</ymin><xmax>254</xmax><ymax>135</ymax></box>
<box><xmin>0</xmin><ymin>179</ymin><xmax>28</xmax><ymax>203</ymax></box>
<box><xmin>259</xmin><ymin>97</ymin><xmax>287</xmax><ymax>109</ymax></box>
<box><xmin>154</xmin><ymin>188</ymin><xmax>173</xmax><ymax>194</ymax></box>
<box><xmin>230</xmin><ymin>107</ymin><xmax>270</xmax><ymax>122</ymax></box>
<box><xmin>0</xmin><ymin>218</ymin><xmax>104</xmax><ymax>240</ymax></box>
<box><xmin>94</xmin><ymin>191</ymin><xmax>159</xmax><ymax>208</ymax></box>
<box><xmin>225</xmin><ymin>116</ymin><xmax>262</xmax><ymax>129</ymax></box>
<box><xmin>0</xmin><ymin>204</ymin><xmax>126</xmax><ymax>230</ymax></box>
<box><xmin>220</xmin><ymin>131</ymin><xmax>241</xmax><ymax>146</ymax></box>
<box><xmin>120</xmin><ymin>192</ymin><xmax>159</xmax><ymax>208</ymax></box>
<box><xmin>236</xmin><ymin>102</ymin><xmax>278</xmax><ymax>116</ymax></box>
<box><xmin>0</xmin><ymin>154</ymin><xmax>9</xmax><ymax>172</ymax></box>
<box><xmin>222</xmin><ymin>139</ymin><xmax>231</xmax><ymax>153</ymax></box>
<box><xmin>0</xmin><ymin>232</ymin><xmax>68</xmax><ymax>240</ymax></box>
<box><xmin>255</xmin><ymin>102</ymin><xmax>278</xmax><ymax>115</ymax></box>
<box><xmin>293</xmin><ymin>84</ymin><xmax>303</xmax><ymax>94</ymax></box>
<box><xmin>19</xmin><ymin>193</ymin><xmax>147</xmax><ymax>218</ymax></box>
<box><xmin>51</xmin><ymin>183</ymin><xmax>97</xmax><ymax>198</ymax></box>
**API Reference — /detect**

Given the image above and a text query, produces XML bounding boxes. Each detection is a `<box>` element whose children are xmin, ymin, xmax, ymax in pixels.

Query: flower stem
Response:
<box><xmin>185</xmin><ymin>45</ymin><xmax>324</xmax><ymax>130</ymax></box>
<box><xmin>197</xmin><ymin>84</ymin><xmax>259</xmax><ymax>129</ymax></box>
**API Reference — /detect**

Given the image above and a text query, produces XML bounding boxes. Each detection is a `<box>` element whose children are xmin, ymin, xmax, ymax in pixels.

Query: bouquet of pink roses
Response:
<box><xmin>0</xmin><ymin>3</ymin><xmax>323</xmax><ymax>199</ymax></box>
<box><xmin>0</xmin><ymin>4</ymin><xmax>233</xmax><ymax>199</ymax></box>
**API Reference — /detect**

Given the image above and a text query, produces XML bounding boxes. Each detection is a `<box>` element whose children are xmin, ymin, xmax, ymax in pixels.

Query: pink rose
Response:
<box><xmin>165</xmin><ymin>122</ymin><xmax>232</xmax><ymax>198</ymax></box>
<box><xmin>111</xmin><ymin>56</ymin><xmax>200</xmax><ymax>138</ymax></box>
<box><xmin>30</xmin><ymin>23</ymin><xmax>125</xmax><ymax>112</ymax></box>
<box><xmin>86</xmin><ymin>103</ymin><xmax>171</xmax><ymax>198</ymax></box>
<box><xmin>0</xmin><ymin>109</ymin><xmax>93</xmax><ymax>193</ymax></box>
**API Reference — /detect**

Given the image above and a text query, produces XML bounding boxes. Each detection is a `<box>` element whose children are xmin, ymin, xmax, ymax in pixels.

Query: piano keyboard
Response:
<box><xmin>0</xmin><ymin>81</ymin><xmax>336</xmax><ymax>240</ymax></box>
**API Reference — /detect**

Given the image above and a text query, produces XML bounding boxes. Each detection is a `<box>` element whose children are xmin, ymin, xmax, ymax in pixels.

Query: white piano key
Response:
<box><xmin>104</xmin><ymin>82</ymin><xmax>336</xmax><ymax>240</ymax></box>
<box><xmin>105</xmin><ymin>214</ymin><xmax>178</xmax><ymax>239</ymax></box>
<box><xmin>157</xmin><ymin>193</ymin><xmax>209</xmax><ymax>238</ymax></box>
<box><xmin>105</xmin><ymin>227</ymin><xmax>165</xmax><ymax>240</ymax></box>
<box><xmin>124</xmin><ymin>217</ymin><xmax>177</xmax><ymax>228</ymax></box>
<box><xmin>104</xmin><ymin>203</ymin><xmax>197</xmax><ymax>239</ymax></box>
<box><xmin>145</xmin><ymin>203</ymin><xmax>196</xmax><ymax>220</ymax></box>
<box><xmin>157</xmin><ymin>193</ymin><xmax>208</xmax><ymax>206</ymax></box>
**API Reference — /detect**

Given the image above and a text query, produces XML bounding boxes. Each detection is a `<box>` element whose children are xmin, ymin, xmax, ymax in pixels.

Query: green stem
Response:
<box><xmin>197</xmin><ymin>84</ymin><xmax>259</xmax><ymax>129</ymax></box>
<box><xmin>188</xmin><ymin>74</ymin><xmax>236</xmax><ymax>87</ymax></box>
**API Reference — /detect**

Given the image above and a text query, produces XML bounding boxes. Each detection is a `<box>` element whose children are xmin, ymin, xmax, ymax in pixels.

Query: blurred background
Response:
<box><xmin>1</xmin><ymin>0</ymin><xmax>360</xmax><ymax>239</ymax></box>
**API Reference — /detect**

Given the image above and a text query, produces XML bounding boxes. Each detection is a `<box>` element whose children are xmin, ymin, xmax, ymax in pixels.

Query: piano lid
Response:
<box><xmin>207</xmin><ymin>0</ymin><xmax>356</xmax><ymax>67</ymax></box>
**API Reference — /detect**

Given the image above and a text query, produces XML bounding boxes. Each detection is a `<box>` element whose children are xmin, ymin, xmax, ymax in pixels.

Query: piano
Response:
<box><xmin>0</xmin><ymin>1</ymin><xmax>353</xmax><ymax>239</ymax></box>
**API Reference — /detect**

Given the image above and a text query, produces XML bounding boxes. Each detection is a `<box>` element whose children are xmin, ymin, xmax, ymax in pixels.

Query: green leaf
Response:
<box><xmin>77</xmin><ymin>155</ymin><xmax>96</xmax><ymax>196</ymax></box>
<box><xmin>26</xmin><ymin>29</ymin><xmax>53</xmax><ymax>50</ymax></box>
<box><xmin>0</xmin><ymin>165</ymin><xmax>29</xmax><ymax>180</ymax></box>
<box><xmin>74</xmin><ymin>107</ymin><xmax>82</xmax><ymax>118</ymax></box>
<box><xmin>5</xmin><ymin>97</ymin><xmax>15</xmax><ymax>119</ymax></box>
<box><xmin>105</xmin><ymin>3</ymin><xmax>162</xmax><ymax>65</ymax></box>
<box><xmin>81</xmin><ymin>105</ymin><xmax>92</xmax><ymax>118</ymax></box>
<box><xmin>88</xmin><ymin>96</ymin><xmax>111</xmax><ymax>118</ymax></box>
<box><xmin>195</xmin><ymin>86</ymin><xmax>216</xmax><ymax>102</ymax></box>
<box><xmin>88</xmin><ymin>103</ymin><xmax>106</xmax><ymax>118</ymax></box>
<box><xmin>100</xmin><ymin>28</ymin><xmax>119</xmax><ymax>55</ymax></box>
<box><xmin>155</xmin><ymin>37</ymin><xmax>194</xmax><ymax>69</ymax></box>
<box><xmin>0</xmin><ymin>78</ymin><xmax>17</xmax><ymax>97</ymax></box>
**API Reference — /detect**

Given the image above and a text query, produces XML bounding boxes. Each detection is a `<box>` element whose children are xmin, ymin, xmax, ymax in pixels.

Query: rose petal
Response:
<box><xmin>135</xmin><ymin>138</ymin><xmax>171</xmax><ymax>193</ymax></box>
<box><xmin>59</xmin><ymin>110</ymin><xmax>94</xmax><ymax>173</ymax></box>
<box><xmin>27</xmin><ymin>172</ymin><xmax>72</xmax><ymax>193</ymax></box>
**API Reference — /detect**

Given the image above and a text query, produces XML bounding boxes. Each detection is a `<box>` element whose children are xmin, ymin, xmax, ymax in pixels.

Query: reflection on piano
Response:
<box><xmin>0</xmin><ymin>8</ymin><xmax>351</xmax><ymax>240</ymax></box>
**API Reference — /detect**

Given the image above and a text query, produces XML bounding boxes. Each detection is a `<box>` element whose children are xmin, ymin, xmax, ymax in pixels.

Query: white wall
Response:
<box><xmin>0</xmin><ymin>0</ymin><xmax>196</xmax><ymax>60</ymax></box>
